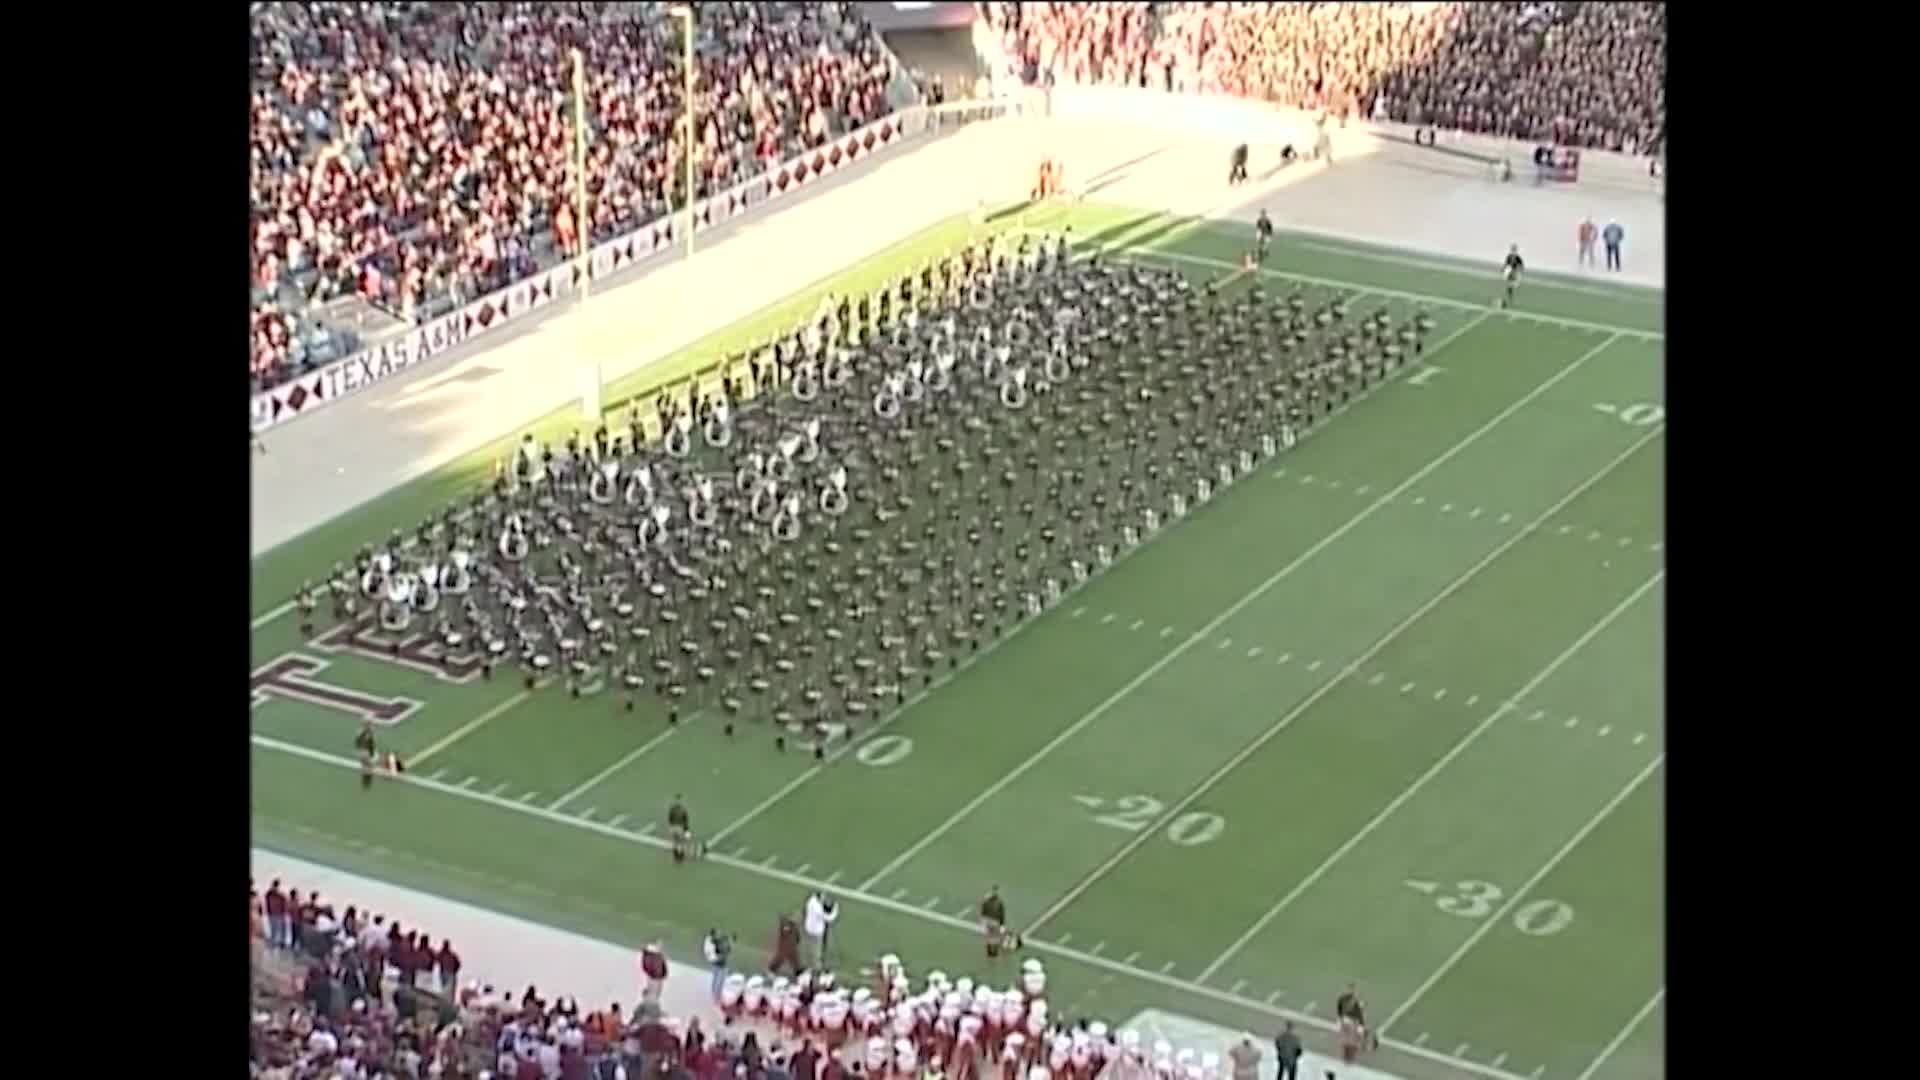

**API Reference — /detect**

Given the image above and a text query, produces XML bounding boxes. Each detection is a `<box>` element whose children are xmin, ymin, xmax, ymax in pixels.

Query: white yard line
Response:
<box><xmin>702</xmin><ymin>310</ymin><xmax>1497</xmax><ymax>851</ymax></box>
<box><xmin>1382</xmin><ymin>753</ymin><xmax>1667</xmax><ymax>1032</ymax></box>
<box><xmin>1121</xmin><ymin>247</ymin><xmax>1661</xmax><ymax>340</ymax></box>
<box><xmin>1295</xmin><ymin>240</ymin><xmax>1654</xmax><ymax>301</ymax></box>
<box><xmin>547</xmin><ymin>725</ymin><xmax>682</xmax><ymax>812</ymax></box>
<box><xmin>856</xmin><ymin>329</ymin><xmax>1616</xmax><ymax>893</ymax></box>
<box><xmin>252</xmin><ymin>730</ymin><xmax>1528</xmax><ymax>1080</ymax></box>
<box><xmin>1196</xmin><ymin>564</ymin><xmax>1665</xmax><ymax>981</ymax></box>
<box><xmin>406</xmin><ymin>692</ymin><xmax>531</xmax><ymax>770</ymax></box>
<box><xmin>1572</xmin><ymin>988</ymin><xmax>1665</xmax><ymax>1080</ymax></box>
<box><xmin>251</xmin><ymin>600</ymin><xmax>297</xmax><ymax>631</ymax></box>
<box><xmin>1025</xmin><ymin>424</ymin><xmax>1661</xmax><ymax>936</ymax></box>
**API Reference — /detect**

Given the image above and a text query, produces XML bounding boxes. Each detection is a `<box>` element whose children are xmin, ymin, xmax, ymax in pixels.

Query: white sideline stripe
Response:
<box><xmin>251</xmin><ymin>600</ymin><xmax>297</xmax><ymax>631</ymax></box>
<box><xmin>1296</xmin><ymin>240</ymin><xmax>1652</xmax><ymax>302</ymax></box>
<box><xmin>549</xmin><ymin>725</ymin><xmax>682</xmax><ymax>811</ymax></box>
<box><xmin>857</xmin><ymin>326</ymin><xmax>1614</xmax><ymax>894</ymax></box>
<box><xmin>1383</xmin><ymin>753</ymin><xmax>1666</xmax><ymax>1032</ymax></box>
<box><xmin>408</xmin><ymin>692</ymin><xmax>530</xmax><ymax>770</ymax></box>
<box><xmin>1120</xmin><ymin>246</ymin><xmax>1662</xmax><ymax>340</ymax></box>
<box><xmin>1572</xmin><ymin>988</ymin><xmax>1665</xmax><ymax>1080</ymax></box>
<box><xmin>701</xmin><ymin>313</ymin><xmax>1493</xmax><ymax>850</ymax></box>
<box><xmin>1029</xmin><ymin>425</ymin><xmax>1660</xmax><ymax>938</ymax></box>
<box><xmin>1197</xmin><ymin>563</ymin><xmax>1665</xmax><ymax>980</ymax></box>
<box><xmin>250</xmin><ymin>731</ymin><xmax>1527</xmax><ymax>1080</ymax></box>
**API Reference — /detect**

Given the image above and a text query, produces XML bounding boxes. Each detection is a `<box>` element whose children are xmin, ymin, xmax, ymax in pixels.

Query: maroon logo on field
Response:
<box><xmin>309</xmin><ymin>620</ymin><xmax>485</xmax><ymax>683</ymax></box>
<box><xmin>251</xmin><ymin>655</ymin><xmax>421</xmax><ymax>725</ymax></box>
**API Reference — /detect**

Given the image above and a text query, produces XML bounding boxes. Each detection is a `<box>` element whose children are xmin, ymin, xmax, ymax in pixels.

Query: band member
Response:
<box><xmin>1334</xmin><ymin>983</ymin><xmax>1376</xmax><ymax>1062</ymax></box>
<box><xmin>980</xmin><ymin>886</ymin><xmax>1008</xmax><ymax>960</ymax></box>
<box><xmin>354</xmin><ymin>722</ymin><xmax>377</xmax><ymax>760</ymax></box>
<box><xmin>1228</xmin><ymin>143</ymin><xmax>1249</xmax><ymax>186</ymax></box>
<box><xmin>360</xmin><ymin>745</ymin><xmax>377</xmax><ymax>791</ymax></box>
<box><xmin>1499</xmin><ymin>245</ymin><xmax>1525</xmax><ymax>309</ymax></box>
<box><xmin>1577</xmin><ymin>218</ymin><xmax>1598</xmax><ymax>268</ymax></box>
<box><xmin>668</xmin><ymin>794</ymin><xmax>695</xmax><ymax>863</ymax></box>
<box><xmin>1254</xmin><ymin>210</ymin><xmax>1275</xmax><ymax>263</ymax></box>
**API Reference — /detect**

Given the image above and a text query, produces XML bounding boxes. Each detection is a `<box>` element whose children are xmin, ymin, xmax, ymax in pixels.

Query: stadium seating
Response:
<box><xmin>249</xmin><ymin>2</ymin><xmax>899</xmax><ymax>391</ymax></box>
<box><xmin>979</xmin><ymin>2</ymin><xmax>1665</xmax><ymax>154</ymax></box>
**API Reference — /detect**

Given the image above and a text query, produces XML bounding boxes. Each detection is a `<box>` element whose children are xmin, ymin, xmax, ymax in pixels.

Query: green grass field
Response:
<box><xmin>251</xmin><ymin>204</ymin><xmax>1665</xmax><ymax>1080</ymax></box>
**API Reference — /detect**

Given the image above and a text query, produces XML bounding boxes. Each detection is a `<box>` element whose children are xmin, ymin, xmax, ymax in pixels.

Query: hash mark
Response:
<box><xmin>1217</xmin><ymin>638</ymin><xmax>1233</xmax><ymax>650</ymax></box>
<box><xmin>1273</xmin><ymin>468</ymin><xmax>1287</xmax><ymax>478</ymax></box>
<box><xmin>1433</xmin><ymin>688</ymin><xmax>1447</xmax><ymax>701</ymax></box>
<box><xmin>1326</xmin><ymin>479</ymin><xmax>1342</xmax><ymax>489</ymax></box>
<box><xmin>1597</xmin><ymin>725</ymin><xmax>1612</xmax><ymax>737</ymax></box>
<box><xmin>730</xmin><ymin>845</ymin><xmax>749</xmax><ymax>858</ymax></box>
<box><xmin>891</xmin><ymin>888</ymin><xmax>909</xmax><ymax>901</ymax></box>
<box><xmin>1302</xmin><ymin>474</ymin><xmax>1316</xmax><ymax>484</ymax></box>
<box><xmin>1415</xmin><ymin>1033</ymin><xmax>1430</xmax><ymax>1046</ymax></box>
<box><xmin>639</xmin><ymin>822</ymin><xmax>657</xmax><ymax>836</ymax></box>
<box><xmin>1128</xmin><ymin>620</ymin><xmax>1144</xmax><ymax>631</ymax></box>
<box><xmin>1159</xmin><ymin>961</ymin><xmax>1177</xmax><ymax>974</ymax></box>
<box><xmin>1617</xmin><ymin>535</ymin><xmax>1633</xmax><ymax>547</ymax></box>
<box><xmin>429</xmin><ymin>768</ymin><xmax>449</xmax><ymax>781</ymax></box>
<box><xmin>1400</xmin><ymin>682</ymin><xmax>1416</xmax><ymax>693</ymax></box>
<box><xmin>1306</xmin><ymin>659</ymin><xmax>1323</xmax><ymax>672</ymax></box>
<box><xmin>1277</xmin><ymin>652</ymin><xmax>1292</xmax><ymax>664</ymax></box>
<box><xmin>1368</xmin><ymin>672</ymin><xmax>1385</xmax><ymax>685</ymax></box>
<box><xmin>1413</xmin><ymin>496</ymin><xmax>1427</xmax><ymax>506</ymax></box>
<box><xmin>794</xmin><ymin>863</ymin><xmax>812</xmax><ymax>875</ymax></box>
<box><xmin>1490</xmin><ymin>1053</ymin><xmax>1509</xmax><ymax>1068</ymax></box>
<box><xmin>1499</xmin><ymin>512</ymin><xmax>1513</xmax><ymax>524</ymax></box>
<box><xmin>1265</xmin><ymin>991</ymin><xmax>1283</xmax><ymax>1004</ymax></box>
<box><xmin>761</xmin><ymin>854</ymin><xmax>778</xmax><ymax>868</ymax></box>
<box><xmin>608</xmin><ymin>814</ymin><xmax>628</xmax><ymax>828</ymax></box>
<box><xmin>1230</xmin><ymin>979</ymin><xmax>1248</xmax><ymax>994</ymax></box>
<box><xmin>1465</xmin><ymin>694</ymin><xmax>1480</xmax><ymax>707</ymax></box>
<box><xmin>1587</xmin><ymin>530</ymin><xmax>1604</xmax><ymax>542</ymax></box>
<box><xmin>579</xmin><ymin>808</ymin><xmax>597</xmax><ymax>821</ymax></box>
<box><xmin>1054</xmin><ymin>932</ymin><xmax>1070</xmax><ymax>946</ymax></box>
<box><xmin>1454</xmin><ymin>1044</ymin><xmax>1472</xmax><ymax>1058</ymax></box>
<box><xmin>1123</xmin><ymin>951</ymin><xmax>1142</xmax><ymax>965</ymax></box>
<box><xmin>1304</xmin><ymin>1001</ymin><xmax>1318</xmax><ymax>1014</ymax></box>
<box><xmin>1160</xmin><ymin>626</ymin><xmax>1174</xmax><ymax>638</ymax></box>
<box><xmin>825</xmin><ymin>870</ymin><xmax>843</xmax><ymax>885</ymax></box>
<box><xmin>459</xmin><ymin>777</ymin><xmax>478</xmax><ymax>789</ymax></box>
<box><xmin>1557</xmin><ymin>523</ymin><xmax>1574</xmax><ymax>535</ymax></box>
<box><xmin>1099</xmin><ymin>613</ymin><xmax>1116</xmax><ymax>625</ymax></box>
<box><xmin>1649</xmin><ymin>541</ymin><xmax>1664</xmax><ymax>552</ymax></box>
<box><xmin>1355</xmin><ymin>485</ymin><xmax>1372</xmax><ymax>495</ymax></box>
<box><xmin>1089</xmin><ymin>942</ymin><xmax>1107</xmax><ymax>955</ymax></box>
<box><xmin>926</xmin><ymin>897</ymin><xmax>944</xmax><ymax>911</ymax></box>
<box><xmin>1633</xmin><ymin>732</ymin><xmax>1647</xmax><ymax>745</ymax></box>
<box><xmin>1070</xmin><ymin>607</ymin><xmax>1086</xmax><ymax>619</ymax></box>
<box><xmin>1529</xmin><ymin>709</ymin><xmax>1547</xmax><ymax>722</ymax></box>
<box><xmin>485</xmin><ymin>783</ymin><xmax>510</xmax><ymax>797</ymax></box>
<box><xmin>1565</xmin><ymin>716</ymin><xmax>1580</xmax><ymax>728</ymax></box>
<box><xmin>519</xmin><ymin>792</ymin><xmax>542</xmax><ymax>804</ymax></box>
<box><xmin>1247</xmin><ymin>647</ymin><xmax>1263</xmax><ymax>658</ymax></box>
<box><xmin>1441</xmin><ymin>503</ymin><xmax>1454</xmax><ymax>513</ymax></box>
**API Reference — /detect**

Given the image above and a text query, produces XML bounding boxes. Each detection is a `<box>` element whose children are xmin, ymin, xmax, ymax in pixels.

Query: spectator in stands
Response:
<box><xmin>249</xmin><ymin>2</ymin><xmax>899</xmax><ymax>387</ymax></box>
<box><xmin>980</xmin><ymin>3</ymin><xmax>1664</xmax><ymax>153</ymax></box>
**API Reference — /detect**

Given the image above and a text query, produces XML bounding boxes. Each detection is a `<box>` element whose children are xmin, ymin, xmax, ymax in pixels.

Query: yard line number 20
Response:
<box><xmin>1093</xmin><ymin>795</ymin><xmax>1227</xmax><ymax>847</ymax></box>
<box><xmin>1433</xmin><ymin>880</ymin><xmax>1576</xmax><ymax>937</ymax></box>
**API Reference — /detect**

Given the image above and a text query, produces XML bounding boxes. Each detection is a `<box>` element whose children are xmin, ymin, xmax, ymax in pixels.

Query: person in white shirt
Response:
<box><xmin>803</xmin><ymin>892</ymin><xmax>839</xmax><ymax>969</ymax></box>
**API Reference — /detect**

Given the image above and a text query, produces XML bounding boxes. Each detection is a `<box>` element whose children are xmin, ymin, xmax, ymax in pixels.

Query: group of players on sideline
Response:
<box><xmin>254</xmin><ymin>868</ymin><xmax>1386</xmax><ymax>1080</ymax></box>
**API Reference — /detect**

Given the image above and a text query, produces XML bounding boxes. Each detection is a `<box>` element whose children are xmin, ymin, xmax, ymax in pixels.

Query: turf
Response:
<box><xmin>251</xmin><ymin>203</ymin><xmax>1665</xmax><ymax>1080</ymax></box>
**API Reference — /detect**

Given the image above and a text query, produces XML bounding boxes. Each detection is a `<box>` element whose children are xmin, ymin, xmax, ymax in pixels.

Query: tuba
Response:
<box><xmin>1005</xmin><ymin>316</ymin><xmax>1033</xmax><ymax>350</ymax></box>
<box><xmin>902</xmin><ymin>360</ymin><xmax>926</xmax><ymax>404</ymax></box>
<box><xmin>793</xmin><ymin>362</ymin><xmax>820</xmax><ymax>402</ymax></box>
<box><xmin>772</xmin><ymin>493</ymin><xmax>802</xmax><ymax>542</ymax></box>
<box><xmin>768</xmin><ymin>434</ymin><xmax>800</xmax><ymax>485</ymax></box>
<box><xmin>735</xmin><ymin>451</ymin><xmax>765</xmax><ymax>493</ymax></box>
<box><xmin>588</xmin><ymin>460</ymin><xmax>621</xmax><ymax>505</ymax></box>
<box><xmin>441</xmin><ymin>550</ymin><xmax>473</xmax><ymax>595</ymax></box>
<box><xmin>498</xmin><ymin>514</ymin><xmax>531</xmax><ymax>561</ymax></box>
<box><xmin>819</xmin><ymin>465</ymin><xmax>850</xmax><ymax>517</ymax></box>
<box><xmin>1000</xmin><ymin>366</ymin><xmax>1030</xmax><ymax>410</ymax></box>
<box><xmin>750</xmin><ymin>478</ymin><xmax>781</xmax><ymax>523</ymax></box>
<box><xmin>689</xmin><ymin>476</ymin><xmax>719</xmax><ymax>529</ymax></box>
<box><xmin>873</xmin><ymin>373</ymin><xmax>903</xmax><ymax>420</ymax></box>
<box><xmin>797</xmin><ymin>417</ymin><xmax>823</xmax><ymax>464</ymax></box>
<box><xmin>637</xmin><ymin>504</ymin><xmax>671</xmax><ymax>550</ymax></box>
<box><xmin>413</xmin><ymin>565</ymin><xmax>442</xmax><ymax>613</ymax></box>
<box><xmin>824</xmin><ymin>349</ymin><xmax>852</xmax><ymax>389</ymax></box>
<box><xmin>663</xmin><ymin>412</ymin><xmax>693</xmax><ymax>458</ymax></box>
<box><xmin>703</xmin><ymin>399</ymin><xmax>733</xmax><ymax>449</ymax></box>
<box><xmin>624</xmin><ymin>463</ymin><xmax>655</xmax><ymax>508</ymax></box>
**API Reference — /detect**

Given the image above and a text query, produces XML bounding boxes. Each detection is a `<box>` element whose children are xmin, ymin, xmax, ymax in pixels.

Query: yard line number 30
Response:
<box><xmin>1092</xmin><ymin>795</ymin><xmax>1226</xmax><ymax>847</ymax></box>
<box><xmin>1433</xmin><ymin>879</ymin><xmax>1576</xmax><ymax>937</ymax></box>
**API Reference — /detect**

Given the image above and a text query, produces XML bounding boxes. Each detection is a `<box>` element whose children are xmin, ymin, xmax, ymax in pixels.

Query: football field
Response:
<box><xmin>251</xmin><ymin>203</ymin><xmax>1665</xmax><ymax>1080</ymax></box>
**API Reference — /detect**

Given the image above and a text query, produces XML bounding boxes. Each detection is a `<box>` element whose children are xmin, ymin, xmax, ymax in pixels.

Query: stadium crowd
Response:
<box><xmin>250</xmin><ymin>2</ymin><xmax>898</xmax><ymax>391</ymax></box>
<box><xmin>978</xmin><ymin>2</ymin><xmax>1665</xmax><ymax>155</ymax></box>
<box><xmin>251</xmin><ymin>878</ymin><xmax>696</xmax><ymax>1080</ymax></box>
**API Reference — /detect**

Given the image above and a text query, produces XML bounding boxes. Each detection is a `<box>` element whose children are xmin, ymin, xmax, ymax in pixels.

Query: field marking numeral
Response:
<box><xmin>1091</xmin><ymin>795</ymin><xmax>1226</xmax><ymax>847</ymax></box>
<box><xmin>856</xmin><ymin>735</ymin><xmax>914</xmax><ymax>767</ymax></box>
<box><xmin>1093</xmin><ymin>795</ymin><xmax>1162</xmax><ymax>832</ymax></box>
<box><xmin>1434</xmin><ymin>879</ymin><xmax>1503</xmax><ymax>918</ymax></box>
<box><xmin>1166</xmin><ymin>812</ymin><xmax>1226</xmax><ymax>847</ymax></box>
<box><xmin>1407</xmin><ymin>365</ymin><xmax>1446</xmax><ymax>388</ymax></box>
<box><xmin>1616</xmin><ymin>402</ymin><xmax>1664</xmax><ymax>427</ymax></box>
<box><xmin>1428</xmin><ymin>880</ymin><xmax>1576</xmax><ymax>936</ymax></box>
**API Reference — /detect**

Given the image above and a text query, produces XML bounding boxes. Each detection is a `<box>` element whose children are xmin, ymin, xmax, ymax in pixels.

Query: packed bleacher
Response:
<box><xmin>979</xmin><ymin>2</ymin><xmax>1665</xmax><ymax>155</ymax></box>
<box><xmin>249</xmin><ymin>2</ymin><xmax>898</xmax><ymax>393</ymax></box>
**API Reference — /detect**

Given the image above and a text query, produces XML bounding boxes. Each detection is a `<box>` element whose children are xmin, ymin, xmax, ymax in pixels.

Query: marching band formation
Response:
<box><xmin>292</xmin><ymin>231</ymin><xmax>1436</xmax><ymax>746</ymax></box>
